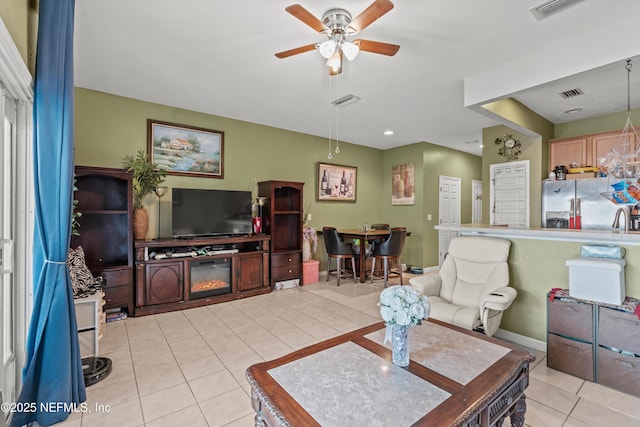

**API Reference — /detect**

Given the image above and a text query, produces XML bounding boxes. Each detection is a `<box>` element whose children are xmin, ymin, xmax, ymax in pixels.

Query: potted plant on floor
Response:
<box><xmin>122</xmin><ymin>149</ymin><xmax>166</xmax><ymax>240</ymax></box>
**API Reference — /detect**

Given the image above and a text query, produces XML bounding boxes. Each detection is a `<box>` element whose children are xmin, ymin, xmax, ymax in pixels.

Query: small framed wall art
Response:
<box><xmin>317</xmin><ymin>162</ymin><xmax>357</xmax><ymax>202</ymax></box>
<box><xmin>391</xmin><ymin>162</ymin><xmax>415</xmax><ymax>205</ymax></box>
<box><xmin>148</xmin><ymin>119</ymin><xmax>224</xmax><ymax>178</ymax></box>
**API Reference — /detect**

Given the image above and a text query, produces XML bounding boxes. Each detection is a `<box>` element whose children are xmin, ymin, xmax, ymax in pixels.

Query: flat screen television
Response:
<box><xmin>171</xmin><ymin>188</ymin><xmax>253</xmax><ymax>238</ymax></box>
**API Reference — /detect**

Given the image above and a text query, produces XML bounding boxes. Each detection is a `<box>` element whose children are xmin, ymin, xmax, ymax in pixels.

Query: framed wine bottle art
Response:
<box><xmin>317</xmin><ymin>162</ymin><xmax>357</xmax><ymax>202</ymax></box>
<box><xmin>391</xmin><ymin>162</ymin><xmax>415</xmax><ymax>205</ymax></box>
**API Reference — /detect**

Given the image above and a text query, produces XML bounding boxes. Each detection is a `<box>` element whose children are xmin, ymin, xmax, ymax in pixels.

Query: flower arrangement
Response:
<box><xmin>379</xmin><ymin>285</ymin><xmax>430</xmax><ymax>327</ymax></box>
<box><xmin>302</xmin><ymin>224</ymin><xmax>318</xmax><ymax>253</ymax></box>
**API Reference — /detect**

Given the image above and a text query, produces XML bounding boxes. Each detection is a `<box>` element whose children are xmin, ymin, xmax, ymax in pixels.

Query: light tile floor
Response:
<box><xmin>57</xmin><ymin>278</ymin><xmax>640</xmax><ymax>427</ymax></box>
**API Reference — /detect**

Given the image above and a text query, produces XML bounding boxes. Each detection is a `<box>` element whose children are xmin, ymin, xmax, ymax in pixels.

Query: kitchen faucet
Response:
<box><xmin>612</xmin><ymin>207</ymin><xmax>629</xmax><ymax>232</ymax></box>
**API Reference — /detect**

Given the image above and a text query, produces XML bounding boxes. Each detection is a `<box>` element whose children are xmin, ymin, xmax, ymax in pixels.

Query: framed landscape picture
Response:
<box><xmin>147</xmin><ymin>119</ymin><xmax>224</xmax><ymax>178</ymax></box>
<box><xmin>317</xmin><ymin>162</ymin><xmax>357</xmax><ymax>202</ymax></box>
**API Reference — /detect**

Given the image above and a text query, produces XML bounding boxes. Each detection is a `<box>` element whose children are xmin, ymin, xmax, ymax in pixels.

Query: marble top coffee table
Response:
<box><xmin>246</xmin><ymin>319</ymin><xmax>534</xmax><ymax>427</ymax></box>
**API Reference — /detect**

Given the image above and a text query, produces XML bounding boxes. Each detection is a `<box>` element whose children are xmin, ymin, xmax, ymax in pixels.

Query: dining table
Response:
<box><xmin>337</xmin><ymin>228</ymin><xmax>393</xmax><ymax>283</ymax></box>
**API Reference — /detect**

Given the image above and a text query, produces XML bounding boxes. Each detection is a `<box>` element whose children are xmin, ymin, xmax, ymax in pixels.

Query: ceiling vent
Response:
<box><xmin>559</xmin><ymin>88</ymin><xmax>584</xmax><ymax>99</ymax></box>
<box><xmin>530</xmin><ymin>0</ymin><xmax>585</xmax><ymax>21</ymax></box>
<box><xmin>331</xmin><ymin>94</ymin><xmax>361</xmax><ymax>107</ymax></box>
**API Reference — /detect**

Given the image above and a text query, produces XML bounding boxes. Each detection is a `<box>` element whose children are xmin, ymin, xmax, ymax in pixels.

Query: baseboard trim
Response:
<box><xmin>493</xmin><ymin>329</ymin><xmax>546</xmax><ymax>353</ymax></box>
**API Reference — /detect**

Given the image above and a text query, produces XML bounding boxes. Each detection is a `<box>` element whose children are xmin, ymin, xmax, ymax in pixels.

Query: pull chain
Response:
<box><xmin>328</xmin><ymin>71</ymin><xmax>333</xmax><ymax>159</ymax></box>
<box><xmin>626</xmin><ymin>59</ymin><xmax>632</xmax><ymax>113</ymax></box>
<box><xmin>335</xmin><ymin>73</ymin><xmax>340</xmax><ymax>154</ymax></box>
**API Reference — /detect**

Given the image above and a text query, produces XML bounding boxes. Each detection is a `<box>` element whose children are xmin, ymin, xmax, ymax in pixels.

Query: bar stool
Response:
<box><xmin>370</xmin><ymin>227</ymin><xmax>406</xmax><ymax>287</ymax></box>
<box><xmin>323</xmin><ymin>227</ymin><xmax>356</xmax><ymax>286</ymax></box>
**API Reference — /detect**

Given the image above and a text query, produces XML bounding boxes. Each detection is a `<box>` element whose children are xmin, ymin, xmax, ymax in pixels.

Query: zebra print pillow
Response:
<box><xmin>67</xmin><ymin>246</ymin><xmax>103</xmax><ymax>297</ymax></box>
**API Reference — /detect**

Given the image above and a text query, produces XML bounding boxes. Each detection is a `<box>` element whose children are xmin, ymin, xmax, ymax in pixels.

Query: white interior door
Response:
<box><xmin>438</xmin><ymin>176</ymin><xmax>461</xmax><ymax>266</ymax></box>
<box><xmin>1</xmin><ymin>89</ymin><xmax>16</xmax><ymax>427</ymax></box>
<box><xmin>472</xmin><ymin>180</ymin><xmax>482</xmax><ymax>223</ymax></box>
<box><xmin>490</xmin><ymin>161</ymin><xmax>530</xmax><ymax>228</ymax></box>
<box><xmin>0</xmin><ymin>21</ymin><xmax>34</xmax><ymax>426</ymax></box>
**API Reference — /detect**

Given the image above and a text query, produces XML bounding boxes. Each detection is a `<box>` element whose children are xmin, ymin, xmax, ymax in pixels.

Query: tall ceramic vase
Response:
<box><xmin>391</xmin><ymin>324</ymin><xmax>409</xmax><ymax>367</ymax></box>
<box><xmin>133</xmin><ymin>207</ymin><xmax>149</xmax><ymax>240</ymax></box>
<box><xmin>302</xmin><ymin>239</ymin><xmax>311</xmax><ymax>261</ymax></box>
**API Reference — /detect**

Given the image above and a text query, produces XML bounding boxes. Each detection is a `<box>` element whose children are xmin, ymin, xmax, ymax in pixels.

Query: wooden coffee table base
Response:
<box><xmin>247</xmin><ymin>320</ymin><xmax>534</xmax><ymax>427</ymax></box>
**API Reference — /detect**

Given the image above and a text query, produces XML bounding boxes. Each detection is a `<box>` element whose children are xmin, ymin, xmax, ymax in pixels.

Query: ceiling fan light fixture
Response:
<box><xmin>327</xmin><ymin>51</ymin><xmax>342</xmax><ymax>72</ymax></box>
<box><xmin>342</xmin><ymin>41</ymin><xmax>359</xmax><ymax>61</ymax></box>
<box><xmin>318</xmin><ymin>39</ymin><xmax>337</xmax><ymax>59</ymax></box>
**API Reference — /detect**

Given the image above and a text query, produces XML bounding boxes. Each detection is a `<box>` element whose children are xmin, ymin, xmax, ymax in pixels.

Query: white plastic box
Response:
<box><xmin>566</xmin><ymin>257</ymin><xmax>626</xmax><ymax>305</ymax></box>
<box><xmin>274</xmin><ymin>278</ymin><xmax>300</xmax><ymax>290</ymax></box>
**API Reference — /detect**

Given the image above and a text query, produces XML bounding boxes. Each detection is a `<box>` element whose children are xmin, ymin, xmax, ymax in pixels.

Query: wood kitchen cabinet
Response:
<box><xmin>549</xmin><ymin>136</ymin><xmax>588</xmax><ymax>172</ymax></box>
<box><xmin>591</xmin><ymin>132</ymin><xmax>636</xmax><ymax>166</ymax></box>
<box><xmin>549</xmin><ymin>127</ymin><xmax>640</xmax><ymax>175</ymax></box>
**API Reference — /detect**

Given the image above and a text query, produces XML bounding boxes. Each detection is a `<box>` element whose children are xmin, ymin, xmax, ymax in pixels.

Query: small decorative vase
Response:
<box><xmin>391</xmin><ymin>324</ymin><xmax>410</xmax><ymax>367</ymax></box>
<box><xmin>252</xmin><ymin>217</ymin><xmax>262</xmax><ymax>234</ymax></box>
<box><xmin>302</xmin><ymin>239</ymin><xmax>311</xmax><ymax>261</ymax></box>
<box><xmin>133</xmin><ymin>207</ymin><xmax>148</xmax><ymax>240</ymax></box>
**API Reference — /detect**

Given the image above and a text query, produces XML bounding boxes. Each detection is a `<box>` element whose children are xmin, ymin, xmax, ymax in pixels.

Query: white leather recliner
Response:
<box><xmin>409</xmin><ymin>236</ymin><xmax>516</xmax><ymax>337</ymax></box>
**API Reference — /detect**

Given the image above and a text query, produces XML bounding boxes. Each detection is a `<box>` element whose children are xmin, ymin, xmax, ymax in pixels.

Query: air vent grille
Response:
<box><xmin>559</xmin><ymin>88</ymin><xmax>584</xmax><ymax>99</ymax></box>
<box><xmin>530</xmin><ymin>0</ymin><xmax>585</xmax><ymax>21</ymax></box>
<box><xmin>331</xmin><ymin>94</ymin><xmax>361</xmax><ymax>107</ymax></box>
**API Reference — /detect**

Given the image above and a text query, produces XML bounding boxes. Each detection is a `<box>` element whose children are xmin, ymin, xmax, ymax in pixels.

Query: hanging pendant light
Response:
<box><xmin>327</xmin><ymin>50</ymin><xmax>342</xmax><ymax>73</ymax></box>
<box><xmin>606</xmin><ymin>60</ymin><xmax>640</xmax><ymax>179</ymax></box>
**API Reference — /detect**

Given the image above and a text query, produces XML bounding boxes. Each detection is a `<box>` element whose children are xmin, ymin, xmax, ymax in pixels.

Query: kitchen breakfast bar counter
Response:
<box><xmin>436</xmin><ymin>223</ymin><xmax>640</xmax><ymax>245</ymax></box>
<box><xmin>434</xmin><ymin>224</ymin><xmax>640</xmax><ymax>345</ymax></box>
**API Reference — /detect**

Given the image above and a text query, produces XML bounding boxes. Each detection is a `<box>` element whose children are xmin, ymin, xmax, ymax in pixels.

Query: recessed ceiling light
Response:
<box><xmin>564</xmin><ymin>108</ymin><xmax>583</xmax><ymax>114</ymax></box>
<box><xmin>383</xmin><ymin>130</ymin><xmax>394</xmax><ymax>136</ymax></box>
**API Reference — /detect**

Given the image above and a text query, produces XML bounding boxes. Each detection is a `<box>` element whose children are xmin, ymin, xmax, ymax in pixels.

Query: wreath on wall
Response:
<box><xmin>495</xmin><ymin>134</ymin><xmax>522</xmax><ymax>161</ymax></box>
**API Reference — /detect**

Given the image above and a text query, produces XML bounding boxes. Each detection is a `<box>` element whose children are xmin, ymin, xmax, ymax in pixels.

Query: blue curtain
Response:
<box><xmin>10</xmin><ymin>0</ymin><xmax>85</xmax><ymax>426</ymax></box>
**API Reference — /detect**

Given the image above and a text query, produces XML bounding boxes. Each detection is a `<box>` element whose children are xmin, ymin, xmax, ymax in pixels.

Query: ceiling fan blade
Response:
<box><xmin>348</xmin><ymin>0</ymin><xmax>394</xmax><ymax>33</ymax></box>
<box><xmin>285</xmin><ymin>4</ymin><xmax>328</xmax><ymax>33</ymax></box>
<box><xmin>275</xmin><ymin>44</ymin><xmax>317</xmax><ymax>59</ymax></box>
<box><xmin>354</xmin><ymin>39</ymin><xmax>400</xmax><ymax>56</ymax></box>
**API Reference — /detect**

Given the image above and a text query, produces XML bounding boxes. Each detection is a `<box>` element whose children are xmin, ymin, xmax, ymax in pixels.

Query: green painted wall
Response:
<box><xmin>0</xmin><ymin>0</ymin><xmax>37</xmax><ymax>73</ymax></box>
<box><xmin>554</xmin><ymin>109</ymin><xmax>640</xmax><ymax>139</ymax></box>
<box><xmin>502</xmin><ymin>238</ymin><xmax>640</xmax><ymax>341</ymax></box>
<box><xmin>419</xmin><ymin>143</ymin><xmax>482</xmax><ymax>267</ymax></box>
<box><xmin>74</xmin><ymin>89</ymin><xmax>384</xmax><ymax>262</ymax></box>
<box><xmin>75</xmin><ymin>88</ymin><xmax>481</xmax><ymax>271</ymax></box>
<box><xmin>481</xmin><ymin>98</ymin><xmax>554</xmax><ymax>228</ymax></box>
<box><xmin>380</xmin><ymin>144</ymin><xmax>425</xmax><ymax>267</ymax></box>
<box><xmin>483</xmin><ymin>106</ymin><xmax>640</xmax><ymax>340</ymax></box>
<box><xmin>482</xmin><ymin>125</ymin><xmax>543</xmax><ymax>227</ymax></box>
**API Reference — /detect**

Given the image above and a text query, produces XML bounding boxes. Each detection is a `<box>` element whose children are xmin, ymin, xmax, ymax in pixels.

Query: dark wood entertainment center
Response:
<box><xmin>72</xmin><ymin>166</ymin><xmax>135</xmax><ymax>315</ymax></box>
<box><xmin>134</xmin><ymin>234</ymin><xmax>271</xmax><ymax>316</ymax></box>
<box><xmin>73</xmin><ymin>166</ymin><xmax>305</xmax><ymax>317</ymax></box>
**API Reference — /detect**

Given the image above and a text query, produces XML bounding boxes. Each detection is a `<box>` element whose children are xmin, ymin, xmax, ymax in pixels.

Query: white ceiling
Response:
<box><xmin>73</xmin><ymin>0</ymin><xmax>640</xmax><ymax>157</ymax></box>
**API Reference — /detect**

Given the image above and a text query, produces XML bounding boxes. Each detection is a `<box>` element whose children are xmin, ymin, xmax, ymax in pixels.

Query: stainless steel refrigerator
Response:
<box><xmin>541</xmin><ymin>177</ymin><xmax>624</xmax><ymax>230</ymax></box>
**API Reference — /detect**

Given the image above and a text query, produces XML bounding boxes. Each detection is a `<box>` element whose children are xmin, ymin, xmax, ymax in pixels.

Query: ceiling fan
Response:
<box><xmin>275</xmin><ymin>0</ymin><xmax>400</xmax><ymax>75</ymax></box>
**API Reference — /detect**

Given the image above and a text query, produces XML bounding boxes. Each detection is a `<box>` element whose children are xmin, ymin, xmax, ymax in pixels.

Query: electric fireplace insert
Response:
<box><xmin>189</xmin><ymin>257</ymin><xmax>232</xmax><ymax>298</ymax></box>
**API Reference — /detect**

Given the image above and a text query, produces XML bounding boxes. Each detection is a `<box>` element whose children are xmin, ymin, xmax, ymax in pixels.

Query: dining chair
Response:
<box><xmin>370</xmin><ymin>227</ymin><xmax>406</xmax><ymax>287</ymax></box>
<box><xmin>370</xmin><ymin>223</ymin><xmax>390</xmax><ymax>277</ymax></box>
<box><xmin>322</xmin><ymin>227</ymin><xmax>357</xmax><ymax>286</ymax></box>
